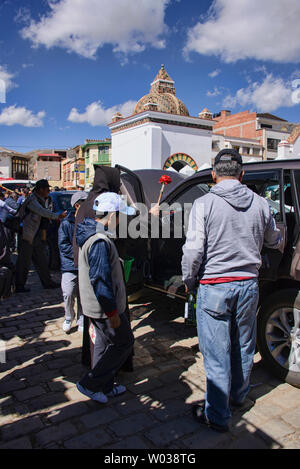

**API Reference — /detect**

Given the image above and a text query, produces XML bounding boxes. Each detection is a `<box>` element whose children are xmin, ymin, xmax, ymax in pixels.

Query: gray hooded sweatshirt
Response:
<box><xmin>182</xmin><ymin>179</ymin><xmax>283</xmax><ymax>290</ymax></box>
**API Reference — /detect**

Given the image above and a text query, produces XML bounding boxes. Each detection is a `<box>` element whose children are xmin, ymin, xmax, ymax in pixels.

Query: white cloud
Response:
<box><xmin>184</xmin><ymin>0</ymin><xmax>300</xmax><ymax>63</ymax></box>
<box><xmin>20</xmin><ymin>0</ymin><xmax>169</xmax><ymax>59</ymax></box>
<box><xmin>68</xmin><ymin>100</ymin><xmax>137</xmax><ymax>126</ymax></box>
<box><xmin>207</xmin><ymin>87</ymin><xmax>222</xmax><ymax>97</ymax></box>
<box><xmin>0</xmin><ymin>105</ymin><xmax>45</xmax><ymax>127</ymax></box>
<box><xmin>222</xmin><ymin>74</ymin><xmax>296</xmax><ymax>112</ymax></box>
<box><xmin>208</xmin><ymin>69</ymin><xmax>220</xmax><ymax>78</ymax></box>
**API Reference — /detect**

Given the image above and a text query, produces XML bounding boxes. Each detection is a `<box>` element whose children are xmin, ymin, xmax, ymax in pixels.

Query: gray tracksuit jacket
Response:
<box><xmin>182</xmin><ymin>179</ymin><xmax>283</xmax><ymax>290</ymax></box>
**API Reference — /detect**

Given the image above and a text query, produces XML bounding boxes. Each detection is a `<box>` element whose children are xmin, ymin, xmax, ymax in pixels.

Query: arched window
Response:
<box><xmin>163</xmin><ymin>153</ymin><xmax>198</xmax><ymax>171</ymax></box>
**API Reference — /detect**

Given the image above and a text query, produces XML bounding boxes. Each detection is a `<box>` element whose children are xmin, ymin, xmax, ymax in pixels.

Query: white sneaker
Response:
<box><xmin>62</xmin><ymin>320</ymin><xmax>72</xmax><ymax>333</ymax></box>
<box><xmin>106</xmin><ymin>384</ymin><xmax>127</xmax><ymax>398</ymax></box>
<box><xmin>77</xmin><ymin>319</ymin><xmax>84</xmax><ymax>333</ymax></box>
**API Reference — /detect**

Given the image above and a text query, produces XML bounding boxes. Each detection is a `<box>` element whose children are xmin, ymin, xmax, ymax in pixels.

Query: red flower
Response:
<box><xmin>159</xmin><ymin>175</ymin><xmax>172</xmax><ymax>185</ymax></box>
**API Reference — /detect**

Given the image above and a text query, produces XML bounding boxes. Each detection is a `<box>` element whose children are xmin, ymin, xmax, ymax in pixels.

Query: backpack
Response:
<box><xmin>3</xmin><ymin>197</ymin><xmax>22</xmax><ymax>233</ymax></box>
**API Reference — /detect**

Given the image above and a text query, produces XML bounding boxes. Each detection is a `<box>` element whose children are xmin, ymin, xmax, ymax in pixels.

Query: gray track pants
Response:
<box><xmin>61</xmin><ymin>272</ymin><xmax>83</xmax><ymax>324</ymax></box>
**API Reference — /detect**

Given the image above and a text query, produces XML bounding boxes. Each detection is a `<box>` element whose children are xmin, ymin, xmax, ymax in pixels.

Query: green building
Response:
<box><xmin>82</xmin><ymin>139</ymin><xmax>111</xmax><ymax>189</ymax></box>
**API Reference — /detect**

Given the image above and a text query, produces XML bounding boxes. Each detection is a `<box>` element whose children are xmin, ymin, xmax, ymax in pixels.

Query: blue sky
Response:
<box><xmin>0</xmin><ymin>0</ymin><xmax>299</xmax><ymax>152</ymax></box>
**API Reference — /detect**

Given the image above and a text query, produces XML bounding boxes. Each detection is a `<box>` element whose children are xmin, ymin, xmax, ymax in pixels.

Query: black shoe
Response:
<box><xmin>230</xmin><ymin>399</ymin><xmax>245</xmax><ymax>408</ymax></box>
<box><xmin>230</xmin><ymin>398</ymin><xmax>255</xmax><ymax>412</ymax></box>
<box><xmin>15</xmin><ymin>286</ymin><xmax>31</xmax><ymax>293</ymax></box>
<box><xmin>192</xmin><ymin>403</ymin><xmax>229</xmax><ymax>433</ymax></box>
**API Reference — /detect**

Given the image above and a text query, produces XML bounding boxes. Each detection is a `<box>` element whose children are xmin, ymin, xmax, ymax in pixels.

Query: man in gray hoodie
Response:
<box><xmin>182</xmin><ymin>149</ymin><xmax>283</xmax><ymax>432</ymax></box>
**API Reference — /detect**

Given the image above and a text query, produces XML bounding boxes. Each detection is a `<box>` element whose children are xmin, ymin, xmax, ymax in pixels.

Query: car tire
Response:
<box><xmin>257</xmin><ymin>289</ymin><xmax>300</xmax><ymax>388</ymax></box>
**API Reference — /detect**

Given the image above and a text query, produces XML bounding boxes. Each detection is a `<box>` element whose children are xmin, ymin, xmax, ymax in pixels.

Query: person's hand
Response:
<box><xmin>109</xmin><ymin>314</ymin><xmax>121</xmax><ymax>329</ymax></box>
<box><xmin>184</xmin><ymin>284</ymin><xmax>189</xmax><ymax>294</ymax></box>
<box><xmin>149</xmin><ymin>204</ymin><xmax>160</xmax><ymax>217</ymax></box>
<box><xmin>58</xmin><ymin>211</ymin><xmax>67</xmax><ymax>220</ymax></box>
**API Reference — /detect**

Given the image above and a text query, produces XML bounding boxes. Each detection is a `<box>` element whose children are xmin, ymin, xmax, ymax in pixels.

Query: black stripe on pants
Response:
<box><xmin>79</xmin><ymin>313</ymin><xmax>134</xmax><ymax>394</ymax></box>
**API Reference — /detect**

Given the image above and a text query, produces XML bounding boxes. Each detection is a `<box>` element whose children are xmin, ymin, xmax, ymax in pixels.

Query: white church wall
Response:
<box><xmin>111</xmin><ymin>124</ymin><xmax>151</xmax><ymax>170</ymax></box>
<box><xmin>0</xmin><ymin>154</ymin><xmax>11</xmax><ymax>178</ymax></box>
<box><xmin>159</xmin><ymin>123</ymin><xmax>212</xmax><ymax>168</ymax></box>
<box><xmin>293</xmin><ymin>138</ymin><xmax>300</xmax><ymax>158</ymax></box>
<box><xmin>111</xmin><ymin>122</ymin><xmax>213</xmax><ymax>170</ymax></box>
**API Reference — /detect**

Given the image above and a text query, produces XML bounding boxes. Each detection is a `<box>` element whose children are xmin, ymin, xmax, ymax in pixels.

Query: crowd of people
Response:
<box><xmin>0</xmin><ymin>150</ymin><xmax>283</xmax><ymax>433</ymax></box>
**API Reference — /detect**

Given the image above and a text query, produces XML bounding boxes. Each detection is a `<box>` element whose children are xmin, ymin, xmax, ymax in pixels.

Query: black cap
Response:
<box><xmin>34</xmin><ymin>179</ymin><xmax>50</xmax><ymax>191</ymax></box>
<box><xmin>214</xmin><ymin>149</ymin><xmax>243</xmax><ymax>166</ymax></box>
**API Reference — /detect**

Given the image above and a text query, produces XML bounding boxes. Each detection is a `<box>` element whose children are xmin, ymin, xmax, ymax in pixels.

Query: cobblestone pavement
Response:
<box><xmin>0</xmin><ymin>270</ymin><xmax>300</xmax><ymax>450</ymax></box>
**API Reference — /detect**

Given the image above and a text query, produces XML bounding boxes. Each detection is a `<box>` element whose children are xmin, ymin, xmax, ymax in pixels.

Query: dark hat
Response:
<box><xmin>214</xmin><ymin>149</ymin><xmax>243</xmax><ymax>166</ymax></box>
<box><xmin>34</xmin><ymin>179</ymin><xmax>51</xmax><ymax>191</ymax></box>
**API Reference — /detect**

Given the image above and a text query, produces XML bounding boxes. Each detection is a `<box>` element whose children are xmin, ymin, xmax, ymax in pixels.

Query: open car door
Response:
<box><xmin>289</xmin><ymin>169</ymin><xmax>300</xmax><ymax>281</ymax></box>
<box><xmin>115</xmin><ymin>165</ymin><xmax>147</xmax><ymax>292</ymax></box>
<box><xmin>145</xmin><ymin>167</ymin><xmax>288</xmax><ymax>298</ymax></box>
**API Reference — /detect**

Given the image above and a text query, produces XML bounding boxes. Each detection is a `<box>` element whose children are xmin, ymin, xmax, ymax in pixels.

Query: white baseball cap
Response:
<box><xmin>93</xmin><ymin>192</ymin><xmax>136</xmax><ymax>216</ymax></box>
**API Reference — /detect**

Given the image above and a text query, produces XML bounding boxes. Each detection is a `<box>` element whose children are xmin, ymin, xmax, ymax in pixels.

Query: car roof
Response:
<box><xmin>183</xmin><ymin>159</ymin><xmax>300</xmax><ymax>183</ymax></box>
<box><xmin>50</xmin><ymin>191</ymin><xmax>77</xmax><ymax>195</ymax></box>
<box><xmin>122</xmin><ymin>169</ymin><xmax>185</xmax><ymax>207</ymax></box>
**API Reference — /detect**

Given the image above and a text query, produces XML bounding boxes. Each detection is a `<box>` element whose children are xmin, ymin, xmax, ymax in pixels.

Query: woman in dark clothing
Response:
<box><xmin>74</xmin><ymin>166</ymin><xmax>134</xmax><ymax>371</ymax></box>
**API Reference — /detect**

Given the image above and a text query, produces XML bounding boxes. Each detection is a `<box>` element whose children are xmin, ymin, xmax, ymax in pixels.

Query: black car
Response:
<box><xmin>118</xmin><ymin>161</ymin><xmax>300</xmax><ymax>388</ymax></box>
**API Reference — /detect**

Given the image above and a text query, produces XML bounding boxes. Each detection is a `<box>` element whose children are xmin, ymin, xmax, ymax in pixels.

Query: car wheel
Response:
<box><xmin>257</xmin><ymin>289</ymin><xmax>300</xmax><ymax>388</ymax></box>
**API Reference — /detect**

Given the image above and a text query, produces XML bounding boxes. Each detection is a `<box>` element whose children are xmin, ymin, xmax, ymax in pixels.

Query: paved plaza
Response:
<box><xmin>0</xmin><ymin>270</ymin><xmax>299</xmax><ymax>450</ymax></box>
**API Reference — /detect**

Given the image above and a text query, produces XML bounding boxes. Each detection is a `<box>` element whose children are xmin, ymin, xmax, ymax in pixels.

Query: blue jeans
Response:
<box><xmin>196</xmin><ymin>279</ymin><xmax>259</xmax><ymax>427</ymax></box>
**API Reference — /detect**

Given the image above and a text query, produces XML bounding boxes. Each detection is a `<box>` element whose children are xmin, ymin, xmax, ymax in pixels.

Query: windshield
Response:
<box><xmin>50</xmin><ymin>194</ymin><xmax>73</xmax><ymax>212</ymax></box>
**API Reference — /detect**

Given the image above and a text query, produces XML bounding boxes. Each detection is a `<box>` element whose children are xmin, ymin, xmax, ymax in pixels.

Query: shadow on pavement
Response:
<box><xmin>0</xmin><ymin>286</ymin><xmax>285</xmax><ymax>449</ymax></box>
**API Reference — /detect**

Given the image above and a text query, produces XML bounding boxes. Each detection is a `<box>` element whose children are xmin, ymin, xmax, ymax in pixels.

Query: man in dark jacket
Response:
<box><xmin>15</xmin><ymin>179</ymin><xmax>66</xmax><ymax>292</ymax></box>
<box><xmin>0</xmin><ymin>218</ymin><xmax>14</xmax><ymax>299</ymax></box>
<box><xmin>76</xmin><ymin>192</ymin><xmax>135</xmax><ymax>404</ymax></box>
<box><xmin>59</xmin><ymin>191</ymin><xmax>88</xmax><ymax>333</ymax></box>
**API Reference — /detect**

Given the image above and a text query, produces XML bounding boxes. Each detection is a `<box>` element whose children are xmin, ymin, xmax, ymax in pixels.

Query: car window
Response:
<box><xmin>52</xmin><ymin>194</ymin><xmax>73</xmax><ymax>211</ymax></box>
<box><xmin>170</xmin><ymin>184</ymin><xmax>210</xmax><ymax>207</ymax></box>
<box><xmin>243</xmin><ymin>171</ymin><xmax>283</xmax><ymax>221</ymax></box>
<box><xmin>166</xmin><ymin>183</ymin><xmax>210</xmax><ymax>222</ymax></box>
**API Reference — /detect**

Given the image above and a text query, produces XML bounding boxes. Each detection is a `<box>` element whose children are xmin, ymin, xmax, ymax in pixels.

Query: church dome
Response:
<box><xmin>134</xmin><ymin>65</ymin><xmax>189</xmax><ymax>117</ymax></box>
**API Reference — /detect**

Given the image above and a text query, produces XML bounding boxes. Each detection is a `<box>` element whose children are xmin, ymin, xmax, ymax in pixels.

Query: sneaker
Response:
<box><xmin>76</xmin><ymin>382</ymin><xmax>108</xmax><ymax>404</ymax></box>
<box><xmin>106</xmin><ymin>384</ymin><xmax>127</xmax><ymax>398</ymax></box>
<box><xmin>192</xmin><ymin>403</ymin><xmax>229</xmax><ymax>433</ymax></box>
<box><xmin>77</xmin><ymin>319</ymin><xmax>84</xmax><ymax>333</ymax></box>
<box><xmin>62</xmin><ymin>320</ymin><xmax>72</xmax><ymax>333</ymax></box>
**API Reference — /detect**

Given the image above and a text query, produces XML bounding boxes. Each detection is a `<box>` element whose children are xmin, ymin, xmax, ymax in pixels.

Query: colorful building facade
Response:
<box><xmin>82</xmin><ymin>139</ymin><xmax>111</xmax><ymax>189</ymax></box>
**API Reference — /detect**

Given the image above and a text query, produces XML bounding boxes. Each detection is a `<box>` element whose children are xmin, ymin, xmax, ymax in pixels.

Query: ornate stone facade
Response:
<box><xmin>134</xmin><ymin>65</ymin><xmax>189</xmax><ymax>117</ymax></box>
